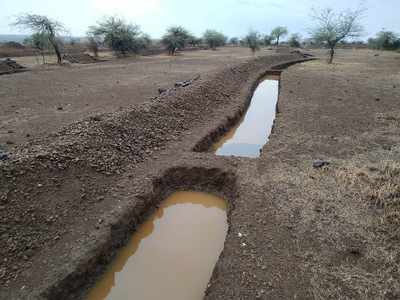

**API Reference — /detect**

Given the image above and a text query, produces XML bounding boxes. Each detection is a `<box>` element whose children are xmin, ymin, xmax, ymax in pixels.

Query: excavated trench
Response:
<box><xmin>84</xmin><ymin>72</ymin><xmax>283</xmax><ymax>300</ymax></box>
<box><xmin>76</xmin><ymin>167</ymin><xmax>237</xmax><ymax>300</ymax></box>
<box><xmin>211</xmin><ymin>74</ymin><xmax>280</xmax><ymax>158</ymax></box>
<box><xmin>86</xmin><ymin>191</ymin><xmax>227</xmax><ymax>300</ymax></box>
<box><xmin>0</xmin><ymin>54</ymin><xmax>315</xmax><ymax>300</ymax></box>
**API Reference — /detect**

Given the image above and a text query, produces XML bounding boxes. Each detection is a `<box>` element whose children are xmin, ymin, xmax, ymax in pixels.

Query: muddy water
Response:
<box><xmin>86</xmin><ymin>191</ymin><xmax>227</xmax><ymax>300</ymax></box>
<box><xmin>213</xmin><ymin>75</ymin><xmax>280</xmax><ymax>157</ymax></box>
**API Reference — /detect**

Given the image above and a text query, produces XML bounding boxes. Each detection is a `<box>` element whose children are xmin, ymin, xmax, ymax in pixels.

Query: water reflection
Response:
<box><xmin>86</xmin><ymin>191</ymin><xmax>227</xmax><ymax>300</ymax></box>
<box><xmin>213</xmin><ymin>75</ymin><xmax>280</xmax><ymax>158</ymax></box>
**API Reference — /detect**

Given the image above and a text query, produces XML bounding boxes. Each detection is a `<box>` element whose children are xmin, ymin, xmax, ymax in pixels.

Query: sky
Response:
<box><xmin>0</xmin><ymin>0</ymin><xmax>399</xmax><ymax>39</ymax></box>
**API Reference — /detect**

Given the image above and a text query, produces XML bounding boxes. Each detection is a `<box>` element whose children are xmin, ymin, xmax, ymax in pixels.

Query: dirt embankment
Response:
<box><xmin>0</xmin><ymin>52</ymin><xmax>310</xmax><ymax>299</ymax></box>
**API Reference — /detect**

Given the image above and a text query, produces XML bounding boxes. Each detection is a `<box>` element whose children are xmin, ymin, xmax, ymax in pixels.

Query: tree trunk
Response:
<box><xmin>328</xmin><ymin>47</ymin><xmax>334</xmax><ymax>64</ymax></box>
<box><xmin>49</xmin><ymin>34</ymin><xmax>62</xmax><ymax>64</ymax></box>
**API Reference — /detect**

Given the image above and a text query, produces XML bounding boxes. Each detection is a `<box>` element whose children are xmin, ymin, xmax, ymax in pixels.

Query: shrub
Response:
<box><xmin>288</xmin><ymin>33</ymin><xmax>302</xmax><ymax>48</ymax></box>
<box><xmin>368</xmin><ymin>31</ymin><xmax>400</xmax><ymax>50</ymax></box>
<box><xmin>89</xmin><ymin>16</ymin><xmax>149</xmax><ymax>57</ymax></box>
<box><xmin>244</xmin><ymin>30</ymin><xmax>261</xmax><ymax>54</ymax></box>
<box><xmin>203</xmin><ymin>30</ymin><xmax>227</xmax><ymax>50</ymax></box>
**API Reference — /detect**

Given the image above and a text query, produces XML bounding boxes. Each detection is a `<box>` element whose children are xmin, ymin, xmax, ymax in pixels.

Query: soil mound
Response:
<box><xmin>62</xmin><ymin>53</ymin><xmax>98</xmax><ymax>64</ymax></box>
<box><xmin>0</xmin><ymin>58</ymin><xmax>26</xmax><ymax>75</ymax></box>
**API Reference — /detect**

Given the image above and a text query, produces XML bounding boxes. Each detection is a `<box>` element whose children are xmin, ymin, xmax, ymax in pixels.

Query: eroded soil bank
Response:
<box><xmin>1</xmin><ymin>49</ymin><xmax>399</xmax><ymax>299</ymax></box>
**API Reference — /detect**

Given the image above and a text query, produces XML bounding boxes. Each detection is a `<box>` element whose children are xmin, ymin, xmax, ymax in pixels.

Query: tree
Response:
<box><xmin>24</xmin><ymin>32</ymin><xmax>51</xmax><ymax>64</ymax></box>
<box><xmin>263</xmin><ymin>35</ymin><xmax>273</xmax><ymax>46</ymax></box>
<box><xmin>13</xmin><ymin>14</ymin><xmax>65</xmax><ymax>64</ymax></box>
<box><xmin>203</xmin><ymin>30</ymin><xmax>227</xmax><ymax>50</ymax></box>
<box><xmin>368</xmin><ymin>31</ymin><xmax>400</xmax><ymax>50</ymax></box>
<box><xmin>288</xmin><ymin>33</ymin><xmax>302</xmax><ymax>48</ymax></box>
<box><xmin>187</xmin><ymin>34</ymin><xmax>202</xmax><ymax>47</ymax></box>
<box><xmin>86</xmin><ymin>35</ymin><xmax>100</xmax><ymax>57</ymax></box>
<box><xmin>161</xmin><ymin>26</ymin><xmax>190</xmax><ymax>55</ymax></box>
<box><xmin>229</xmin><ymin>37</ymin><xmax>239</xmax><ymax>46</ymax></box>
<box><xmin>89</xmin><ymin>17</ymin><xmax>148</xmax><ymax>57</ymax></box>
<box><xmin>271</xmin><ymin>26</ymin><xmax>288</xmax><ymax>46</ymax></box>
<box><xmin>245</xmin><ymin>30</ymin><xmax>261</xmax><ymax>54</ymax></box>
<box><xmin>310</xmin><ymin>7</ymin><xmax>365</xmax><ymax>63</ymax></box>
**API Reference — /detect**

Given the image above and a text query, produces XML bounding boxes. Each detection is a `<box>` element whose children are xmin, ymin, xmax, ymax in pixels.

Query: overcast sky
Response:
<box><xmin>1</xmin><ymin>0</ymin><xmax>399</xmax><ymax>39</ymax></box>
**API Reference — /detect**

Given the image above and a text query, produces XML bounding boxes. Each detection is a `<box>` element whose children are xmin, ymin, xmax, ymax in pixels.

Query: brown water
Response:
<box><xmin>86</xmin><ymin>191</ymin><xmax>227</xmax><ymax>300</ymax></box>
<box><xmin>213</xmin><ymin>75</ymin><xmax>280</xmax><ymax>157</ymax></box>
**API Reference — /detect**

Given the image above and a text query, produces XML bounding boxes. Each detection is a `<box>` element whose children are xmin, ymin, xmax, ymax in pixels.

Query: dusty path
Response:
<box><xmin>1</xmin><ymin>49</ymin><xmax>400</xmax><ymax>299</ymax></box>
<box><xmin>0</xmin><ymin>47</ymin><xmax>265</xmax><ymax>149</ymax></box>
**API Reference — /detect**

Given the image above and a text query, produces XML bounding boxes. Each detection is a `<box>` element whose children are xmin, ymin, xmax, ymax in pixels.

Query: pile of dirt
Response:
<box><xmin>62</xmin><ymin>53</ymin><xmax>98</xmax><ymax>64</ymax></box>
<box><xmin>0</xmin><ymin>58</ymin><xmax>26</xmax><ymax>75</ymax></box>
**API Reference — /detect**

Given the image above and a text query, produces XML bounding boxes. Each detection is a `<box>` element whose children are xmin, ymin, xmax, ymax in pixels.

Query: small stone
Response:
<box><xmin>57</xmin><ymin>106</ymin><xmax>63</xmax><ymax>111</ymax></box>
<box><xmin>158</xmin><ymin>88</ymin><xmax>167</xmax><ymax>94</ymax></box>
<box><xmin>375</xmin><ymin>98</ymin><xmax>380</xmax><ymax>102</ymax></box>
<box><xmin>313</xmin><ymin>159</ymin><xmax>330</xmax><ymax>169</ymax></box>
<box><xmin>0</xmin><ymin>151</ymin><xmax>9</xmax><ymax>161</ymax></box>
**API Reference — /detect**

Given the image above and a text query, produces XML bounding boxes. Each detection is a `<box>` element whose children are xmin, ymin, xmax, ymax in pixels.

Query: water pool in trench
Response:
<box><xmin>86</xmin><ymin>191</ymin><xmax>227</xmax><ymax>300</ymax></box>
<box><xmin>212</xmin><ymin>75</ymin><xmax>280</xmax><ymax>158</ymax></box>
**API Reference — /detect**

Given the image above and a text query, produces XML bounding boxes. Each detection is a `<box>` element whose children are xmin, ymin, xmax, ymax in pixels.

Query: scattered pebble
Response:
<box><xmin>313</xmin><ymin>159</ymin><xmax>330</xmax><ymax>169</ymax></box>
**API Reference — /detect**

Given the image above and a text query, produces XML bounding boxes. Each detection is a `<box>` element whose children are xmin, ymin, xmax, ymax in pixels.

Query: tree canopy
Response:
<box><xmin>203</xmin><ymin>30</ymin><xmax>227</xmax><ymax>50</ymax></box>
<box><xmin>161</xmin><ymin>26</ymin><xmax>191</xmax><ymax>55</ymax></box>
<box><xmin>271</xmin><ymin>26</ymin><xmax>288</xmax><ymax>46</ymax></box>
<box><xmin>13</xmin><ymin>14</ymin><xmax>65</xmax><ymax>64</ymax></box>
<box><xmin>368</xmin><ymin>31</ymin><xmax>400</xmax><ymax>50</ymax></box>
<box><xmin>245</xmin><ymin>30</ymin><xmax>261</xmax><ymax>54</ymax></box>
<box><xmin>310</xmin><ymin>7</ymin><xmax>364</xmax><ymax>63</ymax></box>
<box><xmin>288</xmin><ymin>33</ymin><xmax>302</xmax><ymax>48</ymax></box>
<box><xmin>89</xmin><ymin>16</ymin><xmax>148</xmax><ymax>56</ymax></box>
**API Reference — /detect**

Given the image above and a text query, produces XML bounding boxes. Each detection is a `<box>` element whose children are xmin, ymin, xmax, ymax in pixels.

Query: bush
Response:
<box><xmin>262</xmin><ymin>35</ymin><xmax>273</xmax><ymax>46</ymax></box>
<box><xmin>368</xmin><ymin>31</ymin><xmax>400</xmax><ymax>50</ymax></box>
<box><xmin>288</xmin><ymin>33</ymin><xmax>302</xmax><ymax>48</ymax></box>
<box><xmin>187</xmin><ymin>35</ymin><xmax>202</xmax><ymax>47</ymax></box>
<box><xmin>229</xmin><ymin>37</ymin><xmax>239</xmax><ymax>45</ymax></box>
<box><xmin>89</xmin><ymin>16</ymin><xmax>149</xmax><ymax>56</ymax></box>
<box><xmin>161</xmin><ymin>26</ymin><xmax>191</xmax><ymax>55</ymax></box>
<box><xmin>244</xmin><ymin>30</ymin><xmax>261</xmax><ymax>54</ymax></box>
<box><xmin>203</xmin><ymin>30</ymin><xmax>227</xmax><ymax>50</ymax></box>
<box><xmin>23</xmin><ymin>32</ymin><xmax>52</xmax><ymax>63</ymax></box>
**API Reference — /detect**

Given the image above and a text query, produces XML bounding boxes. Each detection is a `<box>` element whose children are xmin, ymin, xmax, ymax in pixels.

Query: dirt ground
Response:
<box><xmin>0</xmin><ymin>47</ymin><xmax>266</xmax><ymax>150</ymax></box>
<box><xmin>1</xmin><ymin>48</ymin><xmax>400</xmax><ymax>299</ymax></box>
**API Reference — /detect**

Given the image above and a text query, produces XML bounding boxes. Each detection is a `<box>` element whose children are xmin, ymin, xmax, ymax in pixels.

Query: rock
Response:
<box><xmin>0</xmin><ymin>150</ymin><xmax>9</xmax><ymax>161</ymax></box>
<box><xmin>313</xmin><ymin>159</ymin><xmax>330</xmax><ymax>169</ymax></box>
<box><xmin>158</xmin><ymin>88</ymin><xmax>167</xmax><ymax>94</ymax></box>
<box><xmin>57</xmin><ymin>106</ymin><xmax>63</xmax><ymax>111</ymax></box>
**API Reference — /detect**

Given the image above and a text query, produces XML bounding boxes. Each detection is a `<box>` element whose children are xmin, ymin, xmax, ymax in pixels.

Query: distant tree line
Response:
<box><xmin>367</xmin><ymin>31</ymin><xmax>400</xmax><ymax>50</ymax></box>
<box><xmin>9</xmin><ymin>7</ymin><xmax>399</xmax><ymax>65</ymax></box>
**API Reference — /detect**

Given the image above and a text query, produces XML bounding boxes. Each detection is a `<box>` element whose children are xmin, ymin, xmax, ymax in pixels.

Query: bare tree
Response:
<box><xmin>310</xmin><ymin>7</ymin><xmax>365</xmax><ymax>63</ymax></box>
<box><xmin>13</xmin><ymin>14</ymin><xmax>65</xmax><ymax>64</ymax></box>
<box><xmin>271</xmin><ymin>26</ymin><xmax>288</xmax><ymax>46</ymax></box>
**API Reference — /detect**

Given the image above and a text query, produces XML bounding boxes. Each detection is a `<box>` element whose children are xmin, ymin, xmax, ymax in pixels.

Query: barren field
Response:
<box><xmin>0</xmin><ymin>47</ymin><xmax>267</xmax><ymax>150</ymax></box>
<box><xmin>1</xmin><ymin>48</ymin><xmax>400</xmax><ymax>299</ymax></box>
